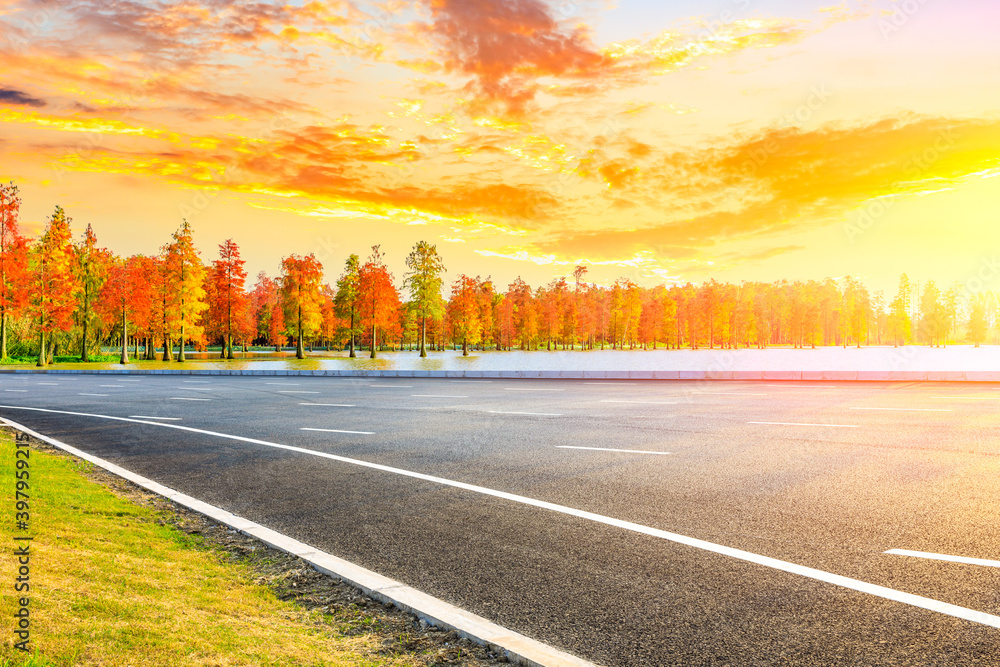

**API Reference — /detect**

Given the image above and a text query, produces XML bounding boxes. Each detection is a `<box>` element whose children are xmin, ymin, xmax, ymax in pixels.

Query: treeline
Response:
<box><xmin>2</xmin><ymin>182</ymin><xmax>998</xmax><ymax>366</ymax></box>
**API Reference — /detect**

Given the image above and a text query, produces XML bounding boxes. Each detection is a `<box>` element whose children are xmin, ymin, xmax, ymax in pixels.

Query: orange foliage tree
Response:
<box><xmin>0</xmin><ymin>181</ymin><xmax>28</xmax><ymax>360</ymax></box>
<box><xmin>29</xmin><ymin>206</ymin><xmax>80</xmax><ymax>366</ymax></box>
<box><xmin>279</xmin><ymin>253</ymin><xmax>324</xmax><ymax>359</ymax></box>
<box><xmin>207</xmin><ymin>239</ymin><xmax>249</xmax><ymax>359</ymax></box>
<box><xmin>358</xmin><ymin>245</ymin><xmax>400</xmax><ymax>359</ymax></box>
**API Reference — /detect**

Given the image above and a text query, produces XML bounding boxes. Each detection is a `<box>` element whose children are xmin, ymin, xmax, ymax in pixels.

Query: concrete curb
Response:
<box><xmin>0</xmin><ymin>418</ymin><xmax>597</xmax><ymax>667</ymax></box>
<box><xmin>2</xmin><ymin>367</ymin><xmax>1000</xmax><ymax>381</ymax></box>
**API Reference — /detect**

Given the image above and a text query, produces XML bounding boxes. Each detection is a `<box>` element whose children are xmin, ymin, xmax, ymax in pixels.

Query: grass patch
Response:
<box><xmin>0</xmin><ymin>355</ymin><xmax>120</xmax><ymax>365</ymax></box>
<box><xmin>0</xmin><ymin>432</ymin><xmax>423</xmax><ymax>667</ymax></box>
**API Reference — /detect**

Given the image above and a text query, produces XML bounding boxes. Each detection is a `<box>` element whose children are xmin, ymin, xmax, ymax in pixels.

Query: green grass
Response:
<box><xmin>0</xmin><ymin>433</ymin><xmax>416</xmax><ymax>667</ymax></box>
<box><xmin>0</xmin><ymin>355</ymin><xmax>120</xmax><ymax>365</ymax></box>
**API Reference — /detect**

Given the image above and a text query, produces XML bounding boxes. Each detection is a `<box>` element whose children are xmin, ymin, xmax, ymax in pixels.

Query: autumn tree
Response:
<box><xmin>279</xmin><ymin>253</ymin><xmax>324</xmax><ymax>359</ymax></box>
<box><xmin>969</xmin><ymin>293</ymin><xmax>988</xmax><ymax>348</ymax></box>
<box><xmin>97</xmin><ymin>256</ymin><xmax>151</xmax><ymax>364</ymax></box>
<box><xmin>0</xmin><ymin>182</ymin><xmax>28</xmax><ymax>360</ymax></box>
<box><xmin>334</xmin><ymin>254</ymin><xmax>362</xmax><ymax>357</ymax></box>
<box><xmin>358</xmin><ymin>245</ymin><xmax>399</xmax><ymax>359</ymax></box>
<box><xmin>447</xmin><ymin>274</ymin><xmax>481</xmax><ymax>356</ymax></box>
<box><xmin>75</xmin><ymin>223</ymin><xmax>111</xmax><ymax>361</ymax></box>
<box><xmin>208</xmin><ymin>239</ymin><xmax>249</xmax><ymax>359</ymax></box>
<box><xmin>29</xmin><ymin>206</ymin><xmax>79</xmax><ymax>366</ymax></box>
<box><xmin>165</xmin><ymin>220</ymin><xmax>207</xmax><ymax>362</ymax></box>
<box><xmin>404</xmin><ymin>241</ymin><xmax>446</xmax><ymax>357</ymax></box>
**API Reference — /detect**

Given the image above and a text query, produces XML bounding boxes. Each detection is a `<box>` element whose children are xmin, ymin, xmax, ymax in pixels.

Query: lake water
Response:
<box><xmin>41</xmin><ymin>346</ymin><xmax>1000</xmax><ymax>372</ymax></box>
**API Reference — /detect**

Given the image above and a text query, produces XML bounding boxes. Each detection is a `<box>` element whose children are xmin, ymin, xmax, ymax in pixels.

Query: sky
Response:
<box><xmin>1</xmin><ymin>0</ymin><xmax>999</xmax><ymax>296</ymax></box>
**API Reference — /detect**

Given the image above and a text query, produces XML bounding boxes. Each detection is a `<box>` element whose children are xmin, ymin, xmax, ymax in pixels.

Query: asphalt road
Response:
<box><xmin>2</xmin><ymin>374</ymin><xmax>999</xmax><ymax>666</ymax></box>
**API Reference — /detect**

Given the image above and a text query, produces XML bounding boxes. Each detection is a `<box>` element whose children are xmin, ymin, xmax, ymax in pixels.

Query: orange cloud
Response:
<box><xmin>420</xmin><ymin>0</ymin><xmax>612</xmax><ymax>114</ymax></box>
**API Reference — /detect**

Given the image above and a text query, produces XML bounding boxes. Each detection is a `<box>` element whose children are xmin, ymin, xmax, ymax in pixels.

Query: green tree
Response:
<box><xmin>334</xmin><ymin>254</ymin><xmax>361</xmax><ymax>358</ymax></box>
<box><xmin>166</xmin><ymin>220</ymin><xmax>207</xmax><ymax>362</ymax></box>
<box><xmin>404</xmin><ymin>241</ymin><xmax>446</xmax><ymax>358</ymax></box>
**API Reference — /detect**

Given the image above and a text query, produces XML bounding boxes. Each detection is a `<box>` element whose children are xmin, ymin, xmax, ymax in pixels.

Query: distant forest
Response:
<box><xmin>2</xmin><ymin>183</ymin><xmax>995</xmax><ymax>365</ymax></box>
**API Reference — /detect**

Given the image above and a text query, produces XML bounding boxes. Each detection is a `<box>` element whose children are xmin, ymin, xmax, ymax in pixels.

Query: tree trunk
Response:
<box><xmin>120</xmin><ymin>309</ymin><xmax>129</xmax><ymax>365</ymax></box>
<box><xmin>163</xmin><ymin>335</ymin><xmax>173</xmax><ymax>361</ymax></box>
<box><xmin>36</xmin><ymin>327</ymin><xmax>45</xmax><ymax>367</ymax></box>
<box><xmin>296</xmin><ymin>305</ymin><xmax>305</xmax><ymax>359</ymax></box>
<box><xmin>349</xmin><ymin>311</ymin><xmax>356</xmax><ymax>358</ymax></box>
<box><xmin>0</xmin><ymin>310</ymin><xmax>6</xmax><ymax>360</ymax></box>
<box><xmin>81</xmin><ymin>314</ymin><xmax>90</xmax><ymax>362</ymax></box>
<box><xmin>420</xmin><ymin>316</ymin><xmax>427</xmax><ymax>357</ymax></box>
<box><xmin>370</xmin><ymin>324</ymin><xmax>377</xmax><ymax>359</ymax></box>
<box><xmin>178</xmin><ymin>323</ymin><xmax>186</xmax><ymax>362</ymax></box>
<box><xmin>463</xmin><ymin>338</ymin><xmax>468</xmax><ymax>356</ymax></box>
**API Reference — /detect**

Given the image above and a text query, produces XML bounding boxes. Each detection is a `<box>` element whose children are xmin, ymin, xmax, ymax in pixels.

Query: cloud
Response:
<box><xmin>0</xmin><ymin>87</ymin><xmax>45</xmax><ymax>107</ymax></box>
<box><xmin>420</xmin><ymin>0</ymin><xmax>611</xmax><ymax>114</ymax></box>
<box><xmin>531</xmin><ymin>115</ymin><xmax>1000</xmax><ymax>260</ymax></box>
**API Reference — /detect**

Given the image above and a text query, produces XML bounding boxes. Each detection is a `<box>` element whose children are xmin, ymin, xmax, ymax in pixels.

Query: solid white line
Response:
<box><xmin>266</xmin><ymin>382</ymin><xmax>301</xmax><ymax>385</ymax></box>
<box><xmin>116</xmin><ymin>379</ymin><xmax>141</xmax><ymax>382</ymax></box>
<box><xmin>488</xmin><ymin>411</ymin><xmax>563</xmax><ymax>416</ymax></box>
<box><xmin>278</xmin><ymin>390</ymin><xmax>319</xmax><ymax>394</ymax></box>
<box><xmin>129</xmin><ymin>415</ymin><xmax>182</xmax><ymax>421</ymax></box>
<box><xmin>99</xmin><ymin>384</ymin><xmax>124</xmax><ymax>388</ymax></box>
<box><xmin>4</xmin><ymin>389</ymin><xmax>27</xmax><ymax>393</ymax></box>
<box><xmin>369</xmin><ymin>384</ymin><xmax>413</xmax><ymax>388</ymax></box>
<box><xmin>182</xmin><ymin>380</ymin><xmax>211</xmax><ymax>383</ymax></box>
<box><xmin>182</xmin><ymin>387</ymin><xmax>213</xmax><ymax>391</ymax></box>
<box><xmin>850</xmin><ymin>407</ymin><xmax>953</xmax><ymax>412</ymax></box>
<box><xmin>2</xmin><ymin>404</ymin><xmax>997</xmax><ymax>631</ymax></box>
<box><xmin>504</xmin><ymin>388</ymin><xmax>564</xmax><ymax>392</ymax></box>
<box><xmin>36</xmin><ymin>382</ymin><xmax>59</xmax><ymax>385</ymax></box>
<box><xmin>301</xmin><ymin>427</ymin><xmax>374</xmax><ymax>435</ymax></box>
<box><xmin>169</xmin><ymin>397</ymin><xmax>210</xmax><ymax>401</ymax></box>
<box><xmin>557</xmin><ymin>446</ymin><xmax>670</xmax><ymax>455</ymax></box>
<box><xmin>411</xmin><ymin>395</ymin><xmax>469</xmax><ymax>398</ymax></box>
<box><xmin>886</xmin><ymin>549</ymin><xmax>1000</xmax><ymax>568</ymax></box>
<box><xmin>78</xmin><ymin>393</ymin><xmax>108</xmax><ymax>397</ymax></box>
<box><xmin>748</xmin><ymin>421</ymin><xmax>859</xmax><ymax>428</ymax></box>
<box><xmin>600</xmin><ymin>400</ymin><xmax>678</xmax><ymax>405</ymax></box>
<box><xmin>0</xmin><ymin>415</ymin><xmax>595</xmax><ymax>667</ymax></box>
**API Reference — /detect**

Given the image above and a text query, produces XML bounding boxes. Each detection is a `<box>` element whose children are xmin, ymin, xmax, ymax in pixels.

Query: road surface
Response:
<box><xmin>2</xmin><ymin>374</ymin><xmax>998</xmax><ymax>665</ymax></box>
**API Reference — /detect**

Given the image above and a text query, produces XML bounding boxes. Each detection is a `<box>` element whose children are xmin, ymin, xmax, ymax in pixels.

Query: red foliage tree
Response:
<box><xmin>0</xmin><ymin>181</ymin><xmax>28</xmax><ymax>360</ymax></box>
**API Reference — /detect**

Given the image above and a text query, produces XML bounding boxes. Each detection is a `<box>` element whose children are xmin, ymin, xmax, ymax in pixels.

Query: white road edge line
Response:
<box><xmin>488</xmin><ymin>411</ymin><xmax>563</xmax><ymax>416</ymax></box>
<box><xmin>4</xmin><ymin>389</ymin><xmax>27</xmax><ymax>392</ymax></box>
<box><xmin>266</xmin><ymin>382</ymin><xmax>301</xmax><ymax>386</ymax></box>
<box><xmin>129</xmin><ymin>416</ymin><xmax>182</xmax><ymax>421</ymax></box>
<box><xmin>600</xmin><ymin>400</ymin><xmax>678</xmax><ymax>405</ymax></box>
<box><xmin>748</xmin><ymin>421</ymin><xmax>859</xmax><ymax>428</ymax></box>
<box><xmin>449</xmin><ymin>380</ymin><xmax>492</xmax><ymax>383</ymax></box>
<box><xmin>301</xmin><ymin>427</ymin><xmax>375</xmax><ymax>435</ymax></box>
<box><xmin>1</xmin><ymin>407</ymin><xmax>999</xmax><ymax>632</ymax></box>
<box><xmin>78</xmin><ymin>393</ymin><xmax>108</xmax><ymax>397</ymax></box>
<box><xmin>504</xmin><ymin>388</ymin><xmax>565</xmax><ymax>392</ymax></box>
<box><xmin>278</xmin><ymin>391</ymin><xmax>319</xmax><ymax>394</ymax></box>
<box><xmin>885</xmin><ymin>549</ymin><xmax>1000</xmax><ymax>568</ymax></box>
<box><xmin>369</xmin><ymin>385</ymin><xmax>414</xmax><ymax>388</ymax></box>
<box><xmin>850</xmin><ymin>407</ymin><xmax>953</xmax><ymax>412</ymax></box>
<box><xmin>0</xmin><ymin>415</ymin><xmax>594</xmax><ymax>667</ymax></box>
<box><xmin>169</xmin><ymin>397</ymin><xmax>210</xmax><ymax>401</ymax></box>
<box><xmin>557</xmin><ymin>446</ymin><xmax>670</xmax><ymax>456</ymax></box>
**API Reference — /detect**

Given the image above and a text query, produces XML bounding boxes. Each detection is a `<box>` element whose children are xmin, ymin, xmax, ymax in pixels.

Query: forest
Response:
<box><xmin>2</xmin><ymin>182</ymin><xmax>997</xmax><ymax>366</ymax></box>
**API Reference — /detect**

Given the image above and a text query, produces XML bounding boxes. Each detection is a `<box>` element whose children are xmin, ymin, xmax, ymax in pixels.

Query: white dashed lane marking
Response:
<box><xmin>886</xmin><ymin>550</ymin><xmax>1000</xmax><ymax>568</ymax></box>
<box><xmin>748</xmin><ymin>421</ymin><xmax>858</xmax><ymax>428</ymax></box>
<box><xmin>557</xmin><ymin>446</ymin><xmax>670</xmax><ymax>455</ymax></box>
<box><xmin>301</xmin><ymin>427</ymin><xmax>374</xmax><ymax>435</ymax></box>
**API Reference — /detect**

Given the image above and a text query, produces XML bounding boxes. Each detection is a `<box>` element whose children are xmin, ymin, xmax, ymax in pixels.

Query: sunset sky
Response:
<box><xmin>1</xmin><ymin>0</ymin><xmax>999</xmax><ymax>295</ymax></box>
